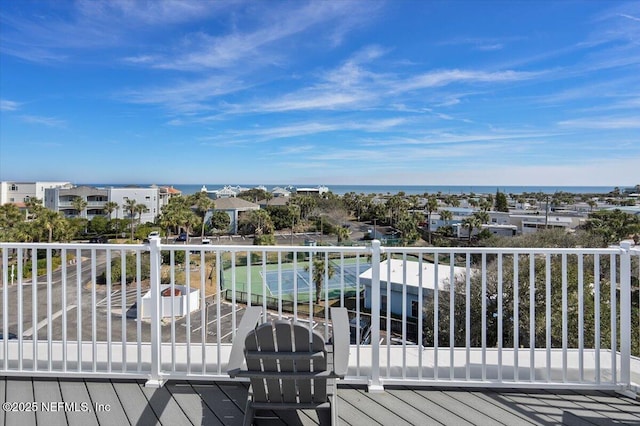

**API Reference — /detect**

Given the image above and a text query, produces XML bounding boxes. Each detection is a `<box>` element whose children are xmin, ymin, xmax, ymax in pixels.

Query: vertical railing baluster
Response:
<box><xmin>481</xmin><ymin>252</ymin><xmax>486</xmax><ymax>381</ymax></box>
<box><xmin>136</xmin><ymin>250</ymin><xmax>142</xmax><ymax>373</ymax></box>
<box><xmin>529</xmin><ymin>251</ymin><xmax>535</xmax><ymax>382</ymax></box>
<box><xmin>106</xmin><ymin>249</ymin><xmax>112</xmax><ymax>373</ymax></box>
<box><xmin>449</xmin><ymin>252</ymin><xmax>455</xmax><ymax>381</ymax></box>
<box><xmin>186</xmin><ymin>249</ymin><xmax>191</xmax><ymax>375</ymax></box>
<box><xmin>402</xmin><ymin>252</ymin><xmax>407</xmax><ymax>380</ymax></box>
<box><xmin>594</xmin><ymin>254</ymin><xmax>601</xmax><ymax>384</ymax></box>
<box><xmin>32</xmin><ymin>247</ymin><xmax>37</xmax><ymax>371</ymax></box>
<box><xmin>619</xmin><ymin>241</ymin><xmax>632</xmax><ymax>391</ymax></box>
<box><xmin>46</xmin><ymin>248</ymin><xmax>52</xmax><ymax>371</ymax></box>
<box><xmin>121</xmin><ymin>247</ymin><xmax>127</xmax><ymax>373</ymax></box>
<box><xmin>610</xmin><ymin>253</ymin><xmax>617</xmax><ymax>384</ymax></box>
<box><xmin>497</xmin><ymin>253</ymin><xmax>503</xmax><ymax>382</ymax></box>
<box><xmin>215</xmin><ymin>250</ymin><xmax>222</xmax><ymax>375</ymax></box>
<box><xmin>562</xmin><ymin>253</ymin><xmax>567</xmax><ymax>382</ymax></box>
<box><xmin>513</xmin><ymin>253</ymin><xmax>519</xmax><ymax>382</ymax></box>
<box><xmin>545</xmin><ymin>253</ymin><xmax>551</xmax><ymax>382</ymax></box>
<box><xmin>17</xmin><ymin>248</ymin><xmax>24</xmax><ymax>372</ymax></box>
<box><xmin>465</xmin><ymin>252</ymin><xmax>470</xmax><ymax>380</ymax></box>
<box><xmin>418</xmin><ymin>253</ymin><xmax>423</xmax><ymax>381</ymax></box>
<box><xmin>369</xmin><ymin>240</ymin><xmax>382</xmax><ymax>391</ymax></box>
<box><xmin>433</xmin><ymin>251</ymin><xmax>439</xmax><ymax>381</ymax></box>
<box><xmin>578</xmin><ymin>254</ymin><xmax>584</xmax><ymax>382</ymax></box>
<box><xmin>200</xmin><ymin>250</ymin><xmax>206</xmax><ymax>375</ymax></box>
<box><xmin>91</xmin><ymin>248</ymin><xmax>97</xmax><ymax>373</ymax></box>
<box><xmin>76</xmin><ymin>248</ymin><xmax>82</xmax><ymax>373</ymax></box>
<box><xmin>61</xmin><ymin>249</ymin><xmax>67</xmax><ymax>372</ymax></box>
<box><xmin>2</xmin><ymin>248</ymin><xmax>8</xmax><ymax>371</ymax></box>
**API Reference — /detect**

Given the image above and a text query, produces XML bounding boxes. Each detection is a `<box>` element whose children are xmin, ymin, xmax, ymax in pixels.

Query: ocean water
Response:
<box><xmin>83</xmin><ymin>183</ymin><xmax>619</xmax><ymax>196</ymax></box>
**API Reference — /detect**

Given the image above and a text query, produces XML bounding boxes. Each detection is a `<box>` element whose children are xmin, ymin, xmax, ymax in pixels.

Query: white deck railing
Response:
<box><xmin>1</xmin><ymin>238</ymin><xmax>638</xmax><ymax>395</ymax></box>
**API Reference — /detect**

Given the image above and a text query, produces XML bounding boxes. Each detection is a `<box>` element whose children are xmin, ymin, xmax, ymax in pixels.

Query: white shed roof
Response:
<box><xmin>359</xmin><ymin>259</ymin><xmax>469</xmax><ymax>291</ymax></box>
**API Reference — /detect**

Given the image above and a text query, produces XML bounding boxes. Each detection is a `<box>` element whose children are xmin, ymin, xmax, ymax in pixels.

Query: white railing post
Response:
<box><xmin>369</xmin><ymin>240</ymin><xmax>383</xmax><ymax>392</ymax></box>
<box><xmin>619</xmin><ymin>240</ymin><xmax>633</xmax><ymax>396</ymax></box>
<box><xmin>146</xmin><ymin>236</ymin><xmax>164</xmax><ymax>387</ymax></box>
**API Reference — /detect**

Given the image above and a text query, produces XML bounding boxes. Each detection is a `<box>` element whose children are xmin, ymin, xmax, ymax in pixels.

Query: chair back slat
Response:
<box><xmin>275</xmin><ymin>321</ymin><xmax>298</xmax><ymax>403</ymax></box>
<box><xmin>257</xmin><ymin>323</ymin><xmax>282</xmax><ymax>403</ymax></box>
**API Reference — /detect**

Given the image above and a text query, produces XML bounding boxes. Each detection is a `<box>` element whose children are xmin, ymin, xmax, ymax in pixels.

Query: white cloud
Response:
<box><xmin>20</xmin><ymin>115</ymin><xmax>66</xmax><ymax>127</ymax></box>
<box><xmin>0</xmin><ymin>99</ymin><xmax>19</xmax><ymax>111</ymax></box>
<box><xmin>558</xmin><ymin>116</ymin><xmax>640</xmax><ymax>129</ymax></box>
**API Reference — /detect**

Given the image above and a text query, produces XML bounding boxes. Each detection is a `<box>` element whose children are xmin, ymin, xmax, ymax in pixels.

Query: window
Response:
<box><xmin>10</xmin><ymin>184</ymin><xmax>17</xmax><ymax>191</ymax></box>
<box><xmin>411</xmin><ymin>301</ymin><xmax>419</xmax><ymax>318</ymax></box>
<box><xmin>145</xmin><ymin>196</ymin><xmax>150</xmax><ymax>200</ymax></box>
<box><xmin>381</xmin><ymin>295</ymin><xmax>387</xmax><ymax>311</ymax></box>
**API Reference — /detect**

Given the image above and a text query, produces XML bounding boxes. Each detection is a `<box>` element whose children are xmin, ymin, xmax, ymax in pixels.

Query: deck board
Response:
<box><xmin>112</xmin><ymin>380</ymin><xmax>160</xmax><ymax>426</ymax></box>
<box><xmin>4</xmin><ymin>378</ymin><xmax>36</xmax><ymax>426</ymax></box>
<box><xmin>57</xmin><ymin>379</ymin><xmax>99</xmax><ymax>426</ymax></box>
<box><xmin>85</xmin><ymin>380</ymin><xmax>131</xmax><ymax>426</ymax></box>
<box><xmin>32</xmin><ymin>377</ymin><xmax>66</xmax><ymax>426</ymax></box>
<box><xmin>1</xmin><ymin>377</ymin><xmax>639</xmax><ymax>426</ymax></box>
<box><xmin>139</xmin><ymin>382</ymin><xmax>193</xmax><ymax>426</ymax></box>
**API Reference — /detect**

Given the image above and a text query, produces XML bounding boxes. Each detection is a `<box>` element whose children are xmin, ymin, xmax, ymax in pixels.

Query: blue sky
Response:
<box><xmin>1</xmin><ymin>1</ymin><xmax>638</xmax><ymax>186</ymax></box>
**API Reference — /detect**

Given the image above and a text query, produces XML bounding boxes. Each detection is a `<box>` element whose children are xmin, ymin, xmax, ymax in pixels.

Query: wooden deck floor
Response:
<box><xmin>1</xmin><ymin>377</ymin><xmax>639</xmax><ymax>426</ymax></box>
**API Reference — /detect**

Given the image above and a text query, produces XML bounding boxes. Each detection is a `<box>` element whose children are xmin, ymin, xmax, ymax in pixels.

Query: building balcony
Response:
<box><xmin>1</xmin><ymin>240</ymin><xmax>638</xmax><ymax>424</ymax></box>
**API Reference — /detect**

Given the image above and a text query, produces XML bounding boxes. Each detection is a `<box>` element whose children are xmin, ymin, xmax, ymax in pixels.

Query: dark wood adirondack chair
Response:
<box><xmin>228</xmin><ymin>306</ymin><xmax>350</xmax><ymax>425</ymax></box>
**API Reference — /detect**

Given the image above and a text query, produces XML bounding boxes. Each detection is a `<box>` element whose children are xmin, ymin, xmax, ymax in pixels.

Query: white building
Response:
<box><xmin>359</xmin><ymin>259</ymin><xmax>469</xmax><ymax>319</ymax></box>
<box><xmin>1</xmin><ymin>181</ymin><xmax>71</xmax><ymax>206</ymax></box>
<box><xmin>45</xmin><ymin>185</ymin><xmax>109</xmax><ymax>219</ymax></box>
<box><xmin>108</xmin><ymin>187</ymin><xmax>159</xmax><ymax>224</ymax></box>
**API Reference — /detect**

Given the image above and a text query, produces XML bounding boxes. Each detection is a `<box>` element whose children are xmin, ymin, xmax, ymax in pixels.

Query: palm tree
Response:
<box><xmin>190</xmin><ymin>192</ymin><xmax>215</xmax><ymax>238</ymax></box>
<box><xmin>305</xmin><ymin>256</ymin><xmax>335</xmax><ymax>304</ymax></box>
<box><xmin>425</xmin><ymin>196</ymin><xmax>438</xmax><ymax>244</ymax></box>
<box><xmin>71</xmin><ymin>196</ymin><xmax>88</xmax><ymax>219</ymax></box>
<box><xmin>124</xmin><ymin>199</ymin><xmax>138</xmax><ymax>240</ymax></box>
<box><xmin>440</xmin><ymin>209</ymin><xmax>453</xmax><ymax>226</ymax></box>
<box><xmin>462</xmin><ymin>216</ymin><xmax>481</xmax><ymax>242</ymax></box>
<box><xmin>104</xmin><ymin>201</ymin><xmax>118</xmax><ymax>219</ymax></box>
<box><xmin>134</xmin><ymin>204</ymin><xmax>149</xmax><ymax>227</ymax></box>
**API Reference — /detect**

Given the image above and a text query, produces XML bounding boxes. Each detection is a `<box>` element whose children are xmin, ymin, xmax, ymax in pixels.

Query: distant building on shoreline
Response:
<box><xmin>0</xmin><ymin>181</ymin><xmax>72</xmax><ymax>206</ymax></box>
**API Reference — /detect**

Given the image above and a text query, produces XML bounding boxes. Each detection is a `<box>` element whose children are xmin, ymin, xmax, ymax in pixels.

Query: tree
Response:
<box><xmin>494</xmin><ymin>191</ymin><xmax>509</xmax><ymax>212</ymax></box>
<box><xmin>71</xmin><ymin>196</ymin><xmax>88</xmax><ymax>219</ymax></box>
<box><xmin>462</xmin><ymin>215</ymin><xmax>481</xmax><ymax>242</ymax></box>
<box><xmin>239</xmin><ymin>209</ymin><xmax>274</xmax><ymax>238</ymax></box>
<box><xmin>124</xmin><ymin>199</ymin><xmax>138</xmax><ymax>240</ymax></box>
<box><xmin>134</xmin><ymin>203</ymin><xmax>149</xmax><ymax>227</ymax></box>
<box><xmin>209</xmin><ymin>211</ymin><xmax>231</xmax><ymax>233</ymax></box>
<box><xmin>104</xmin><ymin>201</ymin><xmax>118</xmax><ymax>219</ymax></box>
<box><xmin>305</xmin><ymin>256</ymin><xmax>335</xmax><ymax>304</ymax></box>
<box><xmin>425</xmin><ymin>196</ymin><xmax>438</xmax><ymax>244</ymax></box>
<box><xmin>189</xmin><ymin>192</ymin><xmax>215</xmax><ymax>238</ymax></box>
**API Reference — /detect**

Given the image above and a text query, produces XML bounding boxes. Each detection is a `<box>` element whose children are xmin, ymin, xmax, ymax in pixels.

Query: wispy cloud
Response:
<box><xmin>0</xmin><ymin>99</ymin><xmax>20</xmax><ymax>111</ymax></box>
<box><xmin>396</xmin><ymin>69</ymin><xmax>542</xmax><ymax>92</ymax></box>
<box><xmin>558</xmin><ymin>116</ymin><xmax>640</xmax><ymax>129</ymax></box>
<box><xmin>20</xmin><ymin>115</ymin><xmax>66</xmax><ymax>127</ymax></box>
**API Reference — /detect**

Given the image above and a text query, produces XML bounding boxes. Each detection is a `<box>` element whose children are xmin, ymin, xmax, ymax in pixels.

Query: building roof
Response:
<box><xmin>213</xmin><ymin>197</ymin><xmax>260</xmax><ymax>210</ymax></box>
<box><xmin>359</xmin><ymin>259</ymin><xmax>469</xmax><ymax>291</ymax></box>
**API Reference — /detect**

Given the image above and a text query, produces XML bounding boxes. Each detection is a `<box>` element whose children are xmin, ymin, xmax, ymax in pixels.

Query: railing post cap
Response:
<box><xmin>620</xmin><ymin>240</ymin><xmax>634</xmax><ymax>250</ymax></box>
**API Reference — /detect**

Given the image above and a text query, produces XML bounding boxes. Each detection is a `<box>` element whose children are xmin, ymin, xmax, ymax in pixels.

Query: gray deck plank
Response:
<box><xmin>4</xmin><ymin>377</ymin><xmax>36</xmax><ymax>426</ymax></box>
<box><xmin>167</xmin><ymin>381</ymin><xmax>223</xmax><ymax>426</ymax></box>
<box><xmin>32</xmin><ymin>377</ymin><xmax>66</xmax><ymax>426</ymax></box>
<box><xmin>400</xmin><ymin>388</ymin><xmax>475</xmax><ymax>426</ymax></box>
<box><xmin>452</xmin><ymin>388</ymin><xmax>538</xmax><ymax>426</ymax></box>
<box><xmin>85</xmin><ymin>380</ymin><xmax>131</xmax><ymax>426</ymax></box>
<box><xmin>339</xmin><ymin>386</ymin><xmax>412</xmax><ymax>426</ymax></box>
<box><xmin>421</xmin><ymin>388</ymin><xmax>511</xmax><ymax>426</ymax></box>
<box><xmin>530</xmin><ymin>390</ymin><xmax>639</xmax><ymax>426</ymax></box>
<box><xmin>488</xmin><ymin>390</ymin><xmax>570</xmax><ymax>425</ymax></box>
<box><xmin>58</xmin><ymin>379</ymin><xmax>99</xmax><ymax>426</ymax></box>
<box><xmin>550</xmin><ymin>390</ymin><xmax>640</xmax><ymax>422</ymax></box>
<box><xmin>112</xmin><ymin>380</ymin><xmax>160</xmax><ymax>426</ymax></box>
<box><xmin>356</xmin><ymin>387</ymin><xmax>440</xmax><ymax>426</ymax></box>
<box><xmin>335</xmin><ymin>395</ymin><xmax>381</xmax><ymax>426</ymax></box>
<box><xmin>140</xmin><ymin>381</ymin><xmax>193</xmax><ymax>426</ymax></box>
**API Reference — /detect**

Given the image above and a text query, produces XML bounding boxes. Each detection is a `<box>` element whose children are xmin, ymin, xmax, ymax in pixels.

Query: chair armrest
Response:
<box><xmin>226</xmin><ymin>306</ymin><xmax>263</xmax><ymax>374</ymax></box>
<box><xmin>330</xmin><ymin>307</ymin><xmax>350</xmax><ymax>376</ymax></box>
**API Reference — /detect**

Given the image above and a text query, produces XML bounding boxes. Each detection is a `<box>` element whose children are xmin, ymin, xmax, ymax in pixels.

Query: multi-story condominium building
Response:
<box><xmin>44</xmin><ymin>185</ymin><xmax>109</xmax><ymax>219</ymax></box>
<box><xmin>44</xmin><ymin>185</ymin><xmax>161</xmax><ymax>223</ymax></box>
<box><xmin>108</xmin><ymin>187</ymin><xmax>159</xmax><ymax>224</ymax></box>
<box><xmin>0</xmin><ymin>181</ymin><xmax>72</xmax><ymax>205</ymax></box>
